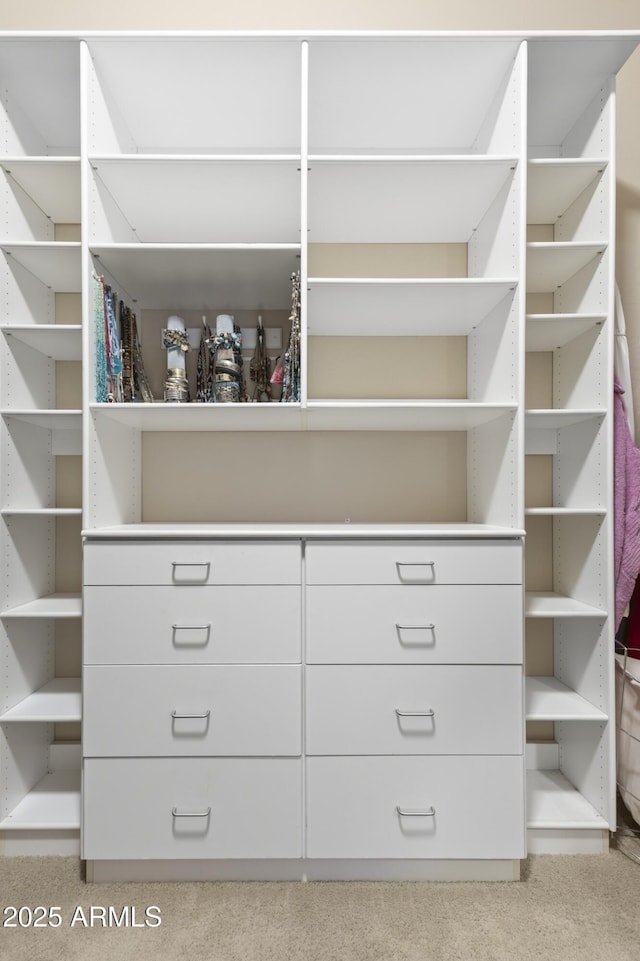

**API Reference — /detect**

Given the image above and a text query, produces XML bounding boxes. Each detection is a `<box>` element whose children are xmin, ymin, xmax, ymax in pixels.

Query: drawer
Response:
<box><xmin>306</xmin><ymin>585</ymin><xmax>522</xmax><ymax>664</ymax></box>
<box><xmin>84</xmin><ymin>585</ymin><xmax>301</xmax><ymax>664</ymax></box>
<box><xmin>306</xmin><ymin>665</ymin><xmax>523</xmax><ymax>755</ymax></box>
<box><xmin>83</xmin><ymin>665</ymin><xmax>301</xmax><ymax>756</ymax></box>
<box><xmin>83</xmin><ymin>757</ymin><xmax>302</xmax><ymax>860</ymax></box>
<box><xmin>305</xmin><ymin>539</ymin><xmax>522</xmax><ymax>585</ymax></box>
<box><xmin>84</xmin><ymin>540</ymin><xmax>301</xmax><ymax>586</ymax></box>
<box><xmin>306</xmin><ymin>755</ymin><xmax>525</xmax><ymax>859</ymax></box>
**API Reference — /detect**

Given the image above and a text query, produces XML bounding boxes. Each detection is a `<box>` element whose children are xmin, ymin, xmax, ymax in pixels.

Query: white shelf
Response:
<box><xmin>0</xmin><ymin>243</ymin><xmax>82</xmax><ymax>292</ymax></box>
<box><xmin>0</xmin><ymin>678</ymin><xmax>81</xmax><ymax>723</ymax></box>
<box><xmin>0</xmin><ymin>770</ymin><xmax>80</xmax><ymax>830</ymax></box>
<box><xmin>0</xmin><ymin>508</ymin><xmax>82</xmax><ymax>517</ymax></box>
<box><xmin>525</xmin><ymin>676</ymin><xmax>607</xmax><ymax>722</ymax></box>
<box><xmin>82</xmin><ymin>521</ymin><xmax>524</xmax><ymax>540</ymax></box>
<box><xmin>307</xmin><ymin>279</ymin><xmax>517</xmax><ymax>337</ymax></box>
<box><xmin>525</xmin><ymin>507</ymin><xmax>605</xmax><ymax>517</ymax></box>
<box><xmin>525</xmin><ymin>314</ymin><xmax>606</xmax><ymax>351</ymax></box>
<box><xmin>526</xmin><ymin>769</ymin><xmax>609</xmax><ymax>829</ymax></box>
<box><xmin>1</xmin><ymin>593</ymin><xmax>82</xmax><ymax>619</ymax></box>
<box><xmin>306</xmin><ymin>401</ymin><xmax>517</xmax><ymax>431</ymax></box>
<box><xmin>526</xmin><ymin>242</ymin><xmax>606</xmax><ymax>292</ymax></box>
<box><xmin>90</xmin><ymin>156</ymin><xmax>301</xmax><ymax>244</ymax></box>
<box><xmin>90</xmin><ymin>402</ymin><xmax>303</xmax><ymax>432</ymax></box>
<box><xmin>90</xmin><ymin>244</ymin><xmax>300</xmax><ymax>310</ymax></box>
<box><xmin>525</xmin><ymin>592</ymin><xmax>606</xmax><ymax>618</ymax></box>
<box><xmin>525</xmin><ymin>409</ymin><xmax>605</xmax><ymax>429</ymax></box>
<box><xmin>1</xmin><ymin>324</ymin><xmax>82</xmax><ymax>361</ymax></box>
<box><xmin>527</xmin><ymin>160</ymin><xmax>606</xmax><ymax>224</ymax></box>
<box><xmin>90</xmin><ymin>401</ymin><xmax>516</xmax><ymax>432</ymax></box>
<box><xmin>1</xmin><ymin>409</ymin><xmax>81</xmax><ymax>430</ymax></box>
<box><xmin>307</xmin><ymin>157</ymin><xmax>517</xmax><ymax>243</ymax></box>
<box><xmin>0</xmin><ymin>158</ymin><xmax>81</xmax><ymax>223</ymax></box>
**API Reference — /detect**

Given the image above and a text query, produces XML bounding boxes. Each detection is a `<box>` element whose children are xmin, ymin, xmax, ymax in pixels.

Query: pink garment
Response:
<box><xmin>614</xmin><ymin>377</ymin><xmax>640</xmax><ymax>630</ymax></box>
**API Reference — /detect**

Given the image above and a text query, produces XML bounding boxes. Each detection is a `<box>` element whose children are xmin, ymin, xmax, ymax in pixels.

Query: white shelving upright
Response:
<box><xmin>524</xmin><ymin>38</ymin><xmax>628</xmax><ymax>851</ymax></box>
<box><xmin>0</xmin><ymin>38</ymin><xmax>83</xmax><ymax>851</ymax></box>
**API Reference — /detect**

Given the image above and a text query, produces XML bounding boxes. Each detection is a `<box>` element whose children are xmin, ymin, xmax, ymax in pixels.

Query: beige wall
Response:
<box><xmin>3</xmin><ymin>0</ymin><xmax>640</xmax><ymax>432</ymax></box>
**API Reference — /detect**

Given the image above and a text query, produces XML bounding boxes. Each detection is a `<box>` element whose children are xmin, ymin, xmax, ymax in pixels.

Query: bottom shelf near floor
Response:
<box><xmin>0</xmin><ymin>770</ymin><xmax>80</xmax><ymax>831</ymax></box>
<box><xmin>526</xmin><ymin>769</ymin><xmax>609</xmax><ymax>830</ymax></box>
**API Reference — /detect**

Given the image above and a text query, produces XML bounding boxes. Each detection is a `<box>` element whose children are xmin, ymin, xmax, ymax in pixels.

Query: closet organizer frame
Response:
<box><xmin>524</xmin><ymin>65</ymin><xmax>618</xmax><ymax>851</ymax></box>
<box><xmin>0</xmin><ymin>30</ymin><xmax>637</xmax><ymax>865</ymax></box>
<box><xmin>81</xmin><ymin>35</ymin><xmax>527</xmax><ymax>534</ymax></box>
<box><xmin>0</xmin><ymin>37</ymin><xmax>83</xmax><ymax>848</ymax></box>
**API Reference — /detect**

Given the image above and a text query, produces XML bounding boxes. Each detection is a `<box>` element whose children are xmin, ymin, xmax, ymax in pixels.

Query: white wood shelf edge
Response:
<box><xmin>525</xmin><ymin>592</ymin><xmax>606</xmax><ymax>618</ymax></box>
<box><xmin>526</xmin><ymin>409</ymin><xmax>605</xmax><ymax>428</ymax></box>
<box><xmin>525</xmin><ymin>314</ymin><xmax>606</xmax><ymax>351</ymax></box>
<box><xmin>1</xmin><ymin>325</ymin><xmax>82</xmax><ymax>361</ymax></box>
<box><xmin>1</xmin><ymin>508</ymin><xmax>82</xmax><ymax>517</ymax></box>
<box><xmin>0</xmin><ymin>678</ymin><xmax>82</xmax><ymax>722</ymax></box>
<box><xmin>0</xmin><ymin>771</ymin><xmax>81</xmax><ymax>831</ymax></box>
<box><xmin>1</xmin><ymin>593</ymin><xmax>82</xmax><ymax>619</ymax></box>
<box><xmin>1</xmin><ymin>409</ymin><xmax>82</xmax><ymax>429</ymax></box>
<box><xmin>525</xmin><ymin>507</ymin><xmax>606</xmax><ymax>517</ymax></box>
<box><xmin>525</xmin><ymin>676</ymin><xmax>608</xmax><ymax>721</ymax></box>
<box><xmin>526</xmin><ymin>769</ymin><xmax>609</xmax><ymax>829</ymax></box>
<box><xmin>81</xmin><ymin>522</ymin><xmax>526</xmax><ymax>540</ymax></box>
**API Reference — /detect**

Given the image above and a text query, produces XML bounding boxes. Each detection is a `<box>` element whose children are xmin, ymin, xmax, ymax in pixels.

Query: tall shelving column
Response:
<box><xmin>524</xmin><ymin>37</ymin><xmax>636</xmax><ymax>852</ymax></box>
<box><xmin>0</xmin><ymin>38</ymin><xmax>83</xmax><ymax>853</ymax></box>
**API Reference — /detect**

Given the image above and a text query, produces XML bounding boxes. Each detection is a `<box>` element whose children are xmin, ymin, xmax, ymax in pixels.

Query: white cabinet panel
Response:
<box><xmin>83</xmin><ymin>757</ymin><xmax>302</xmax><ymax>860</ymax></box>
<box><xmin>306</xmin><ymin>755</ymin><xmax>525</xmax><ymax>859</ymax></box>
<box><xmin>306</xmin><ymin>666</ymin><xmax>522</xmax><ymax>755</ymax></box>
<box><xmin>83</xmin><ymin>540</ymin><xmax>301</xmax><ymax>585</ymax></box>
<box><xmin>306</xmin><ymin>585</ymin><xmax>522</xmax><ymax>664</ymax></box>
<box><xmin>305</xmin><ymin>540</ymin><xmax>522</xmax><ymax>585</ymax></box>
<box><xmin>83</xmin><ymin>665</ymin><xmax>301</xmax><ymax>757</ymax></box>
<box><xmin>84</xmin><ymin>585</ymin><xmax>301</xmax><ymax>664</ymax></box>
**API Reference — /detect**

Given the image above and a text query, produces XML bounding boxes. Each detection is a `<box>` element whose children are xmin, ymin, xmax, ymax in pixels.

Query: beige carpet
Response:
<box><xmin>0</xmin><ymin>851</ymin><xmax>639</xmax><ymax>961</ymax></box>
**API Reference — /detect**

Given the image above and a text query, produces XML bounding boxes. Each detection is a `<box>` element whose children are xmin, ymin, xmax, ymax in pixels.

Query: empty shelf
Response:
<box><xmin>0</xmin><ymin>242</ymin><xmax>82</xmax><ymax>291</ymax></box>
<box><xmin>0</xmin><ymin>678</ymin><xmax>81</xmax><ymax>722</ymax></box>
<box><xmin>1</xmin><ymin>324</ymin><xmax>82</xmax><ymax>360</ymax></box>
<box><xmin>526</xmin><ymin>242</ymin><xmax>606</xmax><ymax>293</ymax></box>
<box><xmin>0</xmin><ymin>770</ymin><xmax>80</xmax><ymax>830</ymax></box>
<box><xmin>525</xmin><ymin>676</ymin><xmax>607</xmax><ymax>721</ymax></box>
<box><xmin>527</xmin><ymin>160</ymin><xmax>606</xmax><ymax>224</ymax></box>
<box><xmin>1</xmin><ymin>158</ymin><xmax>81</xmax><ymax>223</ymax></box>
<box><xmin>525</xmin><ymin>313</ymin><xmax>606</xmax><ymax>351</ymax></box>
<box><xmin>525</xmin><ymin>592</ymin><xmax>606</xmax><ymax>618</ymax></box>
<box><xmin>1</xmin><ymin>593</ymin><xmax>82</xmax><ymax>619</ymax></box>
<box><xmin>526</xmin><ymin>769</ymin><xmax>609</xmax><ymax>829</ymax></box>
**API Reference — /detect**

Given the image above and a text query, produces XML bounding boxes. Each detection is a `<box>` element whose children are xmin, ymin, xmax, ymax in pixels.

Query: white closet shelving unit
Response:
<box><xmin>523</xmin><ymin>38</ymin><xmax>630</xmax><ymax>850</ymax></box>
<box><xmin>0</xmin><ymin>31</ymin><xmax>638</xmax><ymax>865</ymax></box>
<box><xmin>0</xmin><ymin>38</ymin><xmax>83</xmax><ymax>849</ymax></box>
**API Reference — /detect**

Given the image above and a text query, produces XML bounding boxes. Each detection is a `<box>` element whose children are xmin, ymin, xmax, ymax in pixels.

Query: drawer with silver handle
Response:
<box><xmin>306</xmin><ymin>584</ymin><xmax>521</xmax><ymax>663</ymax></box>
<box><xmin>84</xmin><ymin>585</ymin><xmax>301</xmax><ymax>664</ymax></box>
<box><xmin>83</xmin><ymin>665</ymin><xmax>302</xmax><ymax>757</ymax></box>
<box><xmin>83</xmin><ymin>757</ymin><xmax>302</xmax><ymax>860</ymax></box>
<box><xmin>306</xmin><ymin>665</ymin><xmax>522</xmax><ymax>755</ymax></box>
<box><xmin>306</xmin><ymin>755</ymin><xmax>525</xmax><ymax>859</ymax></box>
<box><xmin>84</xmin><ymin>540</ymin><xmax>301</xmax><ymax>586</ymax></box>
<box><xmin>305</xmin><ymin>540</ymin><xmax>522</xmax><ymax>585</ymax></box>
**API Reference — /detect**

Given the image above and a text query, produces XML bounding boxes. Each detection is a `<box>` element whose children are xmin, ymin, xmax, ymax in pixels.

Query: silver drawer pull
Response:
<box><xmin>172</xmin><ymin>624</ymin><xmax>211</xmax><ymax>631</ymax></box>
<box><xmin>171</xmin><ymin>710</ymin><xmax>211</xmax><ymax>719</ymax></box>
<box><xmin>171</xmin><ymin>561</ymin><xmax>211</xmax><ymax>582</ymax></box>
<box><xmin>396</xmin><ymin>806</ymin><xmax>436</xmax><ymax>817</ymax></box>
<box><xmin>396</xmin><ymin>623</ymin><xmax>435</xmax><ymax>631</ymax></box>
<box><xmin>396</xmin><ymin>561</ymin><xmax>435</xmax><ymax>582</ymax></box>
<box><xmin>395</xmin><ymin>709</ymin><xmax>435</xmax><ymax>718</ymax></box>
<box><xmin>396</xmin><ymin>562</ymin><xmax>435</xmax><ymax>567</ymax></box>
<box><xmin>172</xmin><ymin>807</ymin><xmax>211</xmax><ymax>818</ymax></box>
